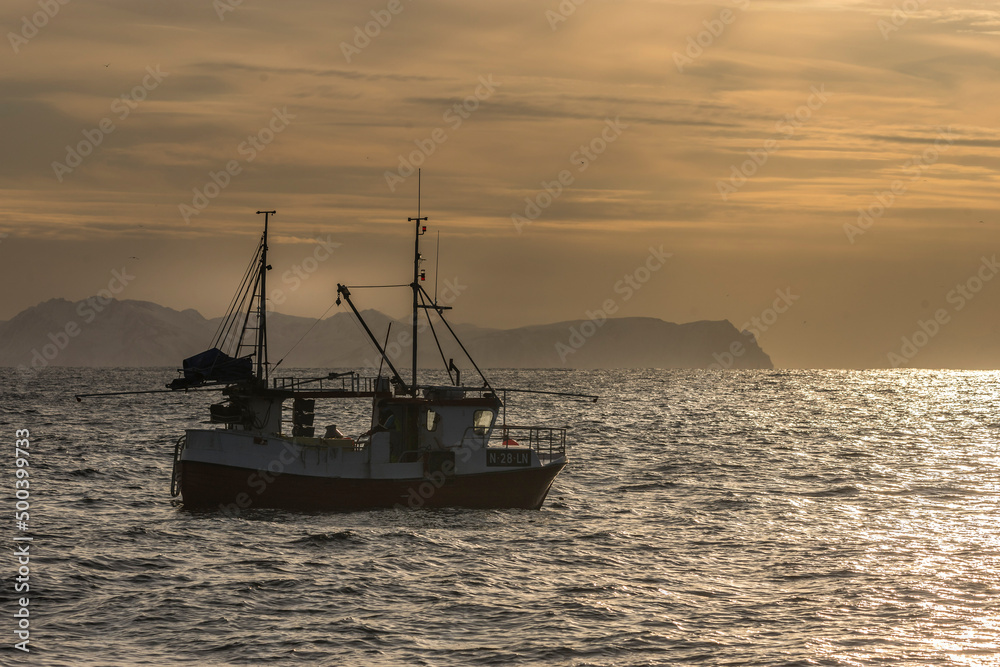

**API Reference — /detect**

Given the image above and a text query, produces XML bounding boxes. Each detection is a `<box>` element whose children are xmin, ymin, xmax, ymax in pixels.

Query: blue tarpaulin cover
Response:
<box><xmin>171</xmin><ymin>348</ymin><xmax>253</xmax><ymax>388</ymax></box>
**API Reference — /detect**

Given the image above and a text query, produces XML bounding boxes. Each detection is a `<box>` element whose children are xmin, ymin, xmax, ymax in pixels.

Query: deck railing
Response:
<box><xmin>494</xmin><ymin>426</ymin><xmax>567</xmax><ymax>464</ymax></box>
<box><xmin>272</xmin><ymin>373</ymin><xmax>389</xmax><ymax>394</ymax></box>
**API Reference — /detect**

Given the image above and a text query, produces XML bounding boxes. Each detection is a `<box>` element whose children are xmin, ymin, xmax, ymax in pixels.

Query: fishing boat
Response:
<box><xmin>80</xmin><ymin>195</ymin><xmax>592</xmax><ymax>511</ymax></box>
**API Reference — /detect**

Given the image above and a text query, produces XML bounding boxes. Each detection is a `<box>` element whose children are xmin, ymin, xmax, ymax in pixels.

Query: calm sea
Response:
<box><xmin>3</xmin><ymin>368</ymin><xmax>1000</xmax><ymax>666</ymax></box>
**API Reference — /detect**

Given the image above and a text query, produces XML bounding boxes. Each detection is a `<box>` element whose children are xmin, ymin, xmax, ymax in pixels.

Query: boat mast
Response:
<box><xmin>407</xmin><ymin>171</ymin><xmax>427</xmax><ymax>396</ymax></box>
<box><xmin>255</xmin><ymin>210</ymin><xmax>275</xmax><ymax>381</ymax></box>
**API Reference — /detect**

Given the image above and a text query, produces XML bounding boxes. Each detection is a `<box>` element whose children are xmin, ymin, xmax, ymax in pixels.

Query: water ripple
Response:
<box><xmin>7</xmin><ymin>368</ymin><xmax>1000</xmax><ymax>665</ymax></box>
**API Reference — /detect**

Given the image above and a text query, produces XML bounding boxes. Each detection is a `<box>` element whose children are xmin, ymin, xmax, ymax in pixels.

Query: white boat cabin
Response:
<box><xmin>369</xmin><ymin>389</ymin><xmax>501</xmax><ymax>462</ymax></box>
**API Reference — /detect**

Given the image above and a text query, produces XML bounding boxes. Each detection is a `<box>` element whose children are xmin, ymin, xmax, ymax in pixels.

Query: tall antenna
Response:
<box><xmin>407</xmin><ymin>170</ymin><xmax>428</xmax><ymax>395</ymax></box>
<box><xmin>255</xmin><ymin>210</ymin><xmax>275</xmax><ymax>381</ymax></box>
<box><xmin>434</xmin><ymin>230</ymin><xmax>441</xmax><ymax>303</ymax></box>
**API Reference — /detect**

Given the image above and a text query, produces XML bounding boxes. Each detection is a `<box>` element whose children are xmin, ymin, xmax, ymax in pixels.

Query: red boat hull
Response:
<box><xmin>179</xmin><ymin>459</ymin><xmax>566</xmax><ymax>511</ymax></box>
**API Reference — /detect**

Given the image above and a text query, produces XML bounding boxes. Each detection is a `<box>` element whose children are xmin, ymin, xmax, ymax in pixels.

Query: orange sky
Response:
<box><xmin>2</xmin><ymin>0</ymin><xmax>1000</xmax><ymax>368</ymax></box>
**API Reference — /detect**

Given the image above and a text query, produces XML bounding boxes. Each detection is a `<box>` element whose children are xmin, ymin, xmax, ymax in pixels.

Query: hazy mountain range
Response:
<box><xmin>0</xmin><ymin>298</ymin><xmax>773</xmax><ymax>371</ymax></box>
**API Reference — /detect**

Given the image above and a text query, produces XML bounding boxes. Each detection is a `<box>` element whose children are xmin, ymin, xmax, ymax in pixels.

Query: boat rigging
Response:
<box><xmin>78</xmin><ymin>177</ymin><xmax>596</xmax><ymax>510</ymax></box>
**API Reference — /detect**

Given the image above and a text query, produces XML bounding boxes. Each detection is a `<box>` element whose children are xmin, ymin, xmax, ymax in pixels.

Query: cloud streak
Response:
<box><xmin>1</xmin><ymin>0</ymin><xmax>999</xmax><ymax>367</ymax></box>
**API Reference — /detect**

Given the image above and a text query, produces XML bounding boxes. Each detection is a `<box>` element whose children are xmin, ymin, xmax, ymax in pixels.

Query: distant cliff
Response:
<box><xmin>0</xmin><ymin>298</ymin><xmax>773</xmax><ymax>370</ymax></box>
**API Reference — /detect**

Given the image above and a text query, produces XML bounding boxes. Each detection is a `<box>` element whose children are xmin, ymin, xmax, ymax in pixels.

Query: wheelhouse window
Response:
<box><xmin>425</xmin><ymin>409</ymin><xmax>440</xmax><ymax>431</ymax></box>
<box><xmin>473</xmin><ymin>410</ymin><xmax>494</xmax><ymax>435</ymax></box>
